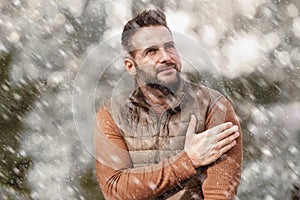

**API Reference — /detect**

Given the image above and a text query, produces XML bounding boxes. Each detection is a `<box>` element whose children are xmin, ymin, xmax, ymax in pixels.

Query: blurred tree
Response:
<box><xmin>79</xmin><ymin>167</ymin><xmax>104</xmax><ymax>200</ymax></box>
<box><xmin>292</xmin><ymin>184</ymin><xmax>300</xmax><ymax>200</ymax></box>
<box><xmin>63</xmin><ymin>0</ymin><xmax>107</xmax><ymax>56</ymax></box>
<box><xmin>0</xmin><ymin>52</ymin><xmax>40</xmax><ymax>197</ymax></box>
<box><xmin>132</xmin><ymin>0</ymin><xmax>165</xmax><ymax>15</ymax></box>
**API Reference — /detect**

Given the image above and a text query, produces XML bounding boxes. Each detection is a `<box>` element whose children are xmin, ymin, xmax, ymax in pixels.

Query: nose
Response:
<box><xmin>159</xmin><ymin>49</ymin><xmax>171</xmax><ymax>63</ymax></box>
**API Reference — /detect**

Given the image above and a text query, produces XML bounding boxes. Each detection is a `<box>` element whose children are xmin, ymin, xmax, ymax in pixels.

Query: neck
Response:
<box><xmin>137</xmin><ymin>80</ymin><xmax>180</xmax><ymax>115</ymax></box>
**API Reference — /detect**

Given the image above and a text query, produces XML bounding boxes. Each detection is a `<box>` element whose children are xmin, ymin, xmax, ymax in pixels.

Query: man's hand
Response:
<box><xmin>184</xmin><ymin>115</ymin><xmax>240</xmax><ymax>168</ymax></box>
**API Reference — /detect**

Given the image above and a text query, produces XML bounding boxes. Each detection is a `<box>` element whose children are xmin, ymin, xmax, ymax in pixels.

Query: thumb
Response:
<box><xmin>185</xmin><ymin>115</ymin><xmax>197</xmax><ymax>149</ymax></box>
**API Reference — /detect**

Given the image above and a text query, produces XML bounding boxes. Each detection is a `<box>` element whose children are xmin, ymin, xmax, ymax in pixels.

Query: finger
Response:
<box><xmin>209</xmin><ymin>122</ymin><xmax>233</xmax><ymax>135</ymax></box>
<box><xmin>218</xmin><ymin>132</ymin><xmax>240</xmax><ymax>148</ymax></box>
<box><xmin>186</xmin><ymin>115</ymin><xmax>197</xmax><ymax>134</ymax></box>
<box><xmin>217</xmin><ymin>125</ymin><xmax>239</xmax><ymax>141</ymax></box>
<box><xmin>185</xmin><ymin>115</ymin><xmax>197</xmax><ymax>148</ymax></box>
<box><xmin>220</xmin><ymin>140</ymin><xmax>236</xmax><ymax>155</ymax></box>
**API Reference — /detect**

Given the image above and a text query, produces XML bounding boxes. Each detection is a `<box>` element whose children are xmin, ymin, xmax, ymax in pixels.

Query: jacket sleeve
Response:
<box><xmin>202</xmin><ymin>96</ymin><xmax>243</xmax><ymax>200</ymax></box>
<box><xmin>94</xmin><ymin>106</ymin><xmax>197</xmax><ymax>200</ymax></box>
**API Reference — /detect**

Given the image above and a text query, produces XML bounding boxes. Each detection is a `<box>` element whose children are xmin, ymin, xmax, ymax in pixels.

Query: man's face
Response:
<box><xmin>128</xmin><ymin>26</ymin><xmax>181</xmax><ymax>90</ymax></box>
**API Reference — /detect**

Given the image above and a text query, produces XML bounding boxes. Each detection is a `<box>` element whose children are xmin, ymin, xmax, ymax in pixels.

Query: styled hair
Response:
<box><xmin>121</xmin><ymin>9</ymin><xmax>171</xmax><ymax>56</ymax></box>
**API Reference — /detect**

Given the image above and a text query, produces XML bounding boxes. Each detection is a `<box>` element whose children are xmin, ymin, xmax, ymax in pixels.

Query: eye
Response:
<box><xmin>165</xmin><ymin>44</ymin><xmax>176</xmax><ymax>53</ymax></box>
<box><xmin>166</xmin><ymin>44</ymin><xmax>175</xmax><ymax>49</ymax></box>
<box><xmin>145</xmin><ymin>48</ymin><xmax>158</xmax><ymax>55</ymax></box>
<box><xmin>146</xmin><ymin>48</ymin><xmax>158</xmax><ymax>55</ymax></box>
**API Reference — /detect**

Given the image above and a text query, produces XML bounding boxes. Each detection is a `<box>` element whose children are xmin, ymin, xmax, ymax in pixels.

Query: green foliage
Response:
<box><xmin>0</xmin><ymin>53</ymin><xmax>40</xmax><ymax>196</ymax></box>
<box><xmin>184</xmin><ymin>70</ymin><xmax>284</xmax><ymax>105</ymax></box>
<box><xmin>222</xmin><ymin>74</ymin><xmax>283</xmax><ymax>105</ymax></box>
<box><xmin>79</xmin><ymin>167</ymin><xmax>104</xmax><ymax>200</ymax></box>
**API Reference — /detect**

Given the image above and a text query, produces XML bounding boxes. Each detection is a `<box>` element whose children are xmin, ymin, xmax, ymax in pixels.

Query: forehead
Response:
<box><xmin>131</xmin><ymin>26</ymin><xmax>173</xmax><ymax>50</ymax></box>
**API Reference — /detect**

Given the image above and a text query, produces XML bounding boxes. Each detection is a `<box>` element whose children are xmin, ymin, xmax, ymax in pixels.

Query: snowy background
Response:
<box><xmin>0</xmin><ymin>0</ymin><xmax>300</xmax><ymax>199</ymax></box>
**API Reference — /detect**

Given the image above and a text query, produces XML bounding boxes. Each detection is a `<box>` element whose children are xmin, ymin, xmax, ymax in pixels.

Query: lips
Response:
<box><xmin>157</xmin><ymin>65</ymin><xmax>177</xmax><ymax>73</ymax></box>
<box><xmin>159</xmin><ymin>68</ymin><xmax>176</xmax><ymax>74</ymax></box>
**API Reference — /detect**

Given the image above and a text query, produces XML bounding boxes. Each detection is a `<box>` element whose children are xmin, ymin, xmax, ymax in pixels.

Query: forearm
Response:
<box><xmin>202</xmin><ymin>97</ymin><xmax>243</xmax><ymax>199</ymax></box>
<box><xmin>201</xmin><ymin>135</ymin><xmax>242</xmax><ymax>199</ymax></box>
<box><xmin>96</xmin><ymin>151</ymin><xmax>196</xmax><ymax>200</ymax></box>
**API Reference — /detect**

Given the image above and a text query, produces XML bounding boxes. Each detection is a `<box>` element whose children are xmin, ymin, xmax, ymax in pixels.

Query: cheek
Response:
<box><xmin>136</xmin><ymin>59</ymin><xmax>157</xmax><ymax>71</ymax></box>
<box><xmin>172</xmin><ymin>54</ymin><xmax>181</xmax><ymax>66</ymax></box>
<box><xmin>136</xmin><ymin>57</ymin><xmax>155</xmax><ymax>66</ymax></box>
<box><xmin>170</xmin><ymin>52</ymin><xmax>180</xmax><ymax>61</ymax></box>
<box><xmin>137</xmin><ymin>63</ymin><xmax>156</xmax><ymax>74</ymax></box>
<box><xmin>146</xmin><ymin>56</ymin><xmax>160</xmax><ymax>65</ymax></box>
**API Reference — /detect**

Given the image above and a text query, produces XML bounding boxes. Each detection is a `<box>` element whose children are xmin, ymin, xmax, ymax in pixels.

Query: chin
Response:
<box><xmin>158</xmin><ymin>76</ymin><xmax>180</xmax><ymax>92</ymax></box>
<box><xmin>158</xmin><ymin>72</ymin><xmax>178</xmax><ymax>82</ymax></box>
<box><xmin>159</xmin><ymin>77</ymin><xmax>175</xmax><ymax>85</ymax></box>
<box><xmin>160</xmin><ymin>73</ymin><xmax>179</xmax><ymax>83</ymax></box>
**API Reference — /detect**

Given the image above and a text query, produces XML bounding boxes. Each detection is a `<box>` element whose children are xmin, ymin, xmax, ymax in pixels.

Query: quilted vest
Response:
<box><xmin>104</xmin><ymin>79</ymin><xmax>222</xmax><ymax>199</ymax></box>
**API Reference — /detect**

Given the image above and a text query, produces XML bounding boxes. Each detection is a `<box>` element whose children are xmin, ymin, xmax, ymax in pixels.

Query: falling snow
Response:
<box><xmin>0</xmin><ymin>0</ymin><xmax>299</xmax><ymax>199</ymax></box>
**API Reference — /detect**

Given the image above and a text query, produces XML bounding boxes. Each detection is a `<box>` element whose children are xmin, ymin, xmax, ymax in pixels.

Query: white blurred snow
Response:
<box><xmin>0</xmin><ymin>0</ymin><xmax>299</xmax><ymax>199</ymax></box>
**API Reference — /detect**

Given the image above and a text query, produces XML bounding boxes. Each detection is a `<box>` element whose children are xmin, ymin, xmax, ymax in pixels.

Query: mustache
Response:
<box><xmin>156</xmin><ymin>63</ymin><xmax>178</xmax><ymax>73</ymax></box>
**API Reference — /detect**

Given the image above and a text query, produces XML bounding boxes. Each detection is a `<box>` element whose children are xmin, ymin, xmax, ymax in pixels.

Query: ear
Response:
<box><xmin>124</xmin><ymin>58</ymin><xmax>136</xmax><ymax>75</ymax></box>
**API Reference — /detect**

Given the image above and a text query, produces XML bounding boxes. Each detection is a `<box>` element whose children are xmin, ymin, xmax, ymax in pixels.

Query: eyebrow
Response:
<box><xmin>164</xmin><ymin>41</ymin><xmax>175</xmax><ymax>46</ymax></box>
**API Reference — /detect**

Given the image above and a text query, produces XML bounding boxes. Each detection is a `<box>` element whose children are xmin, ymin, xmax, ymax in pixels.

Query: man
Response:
<box><xmin>95</xmin><ymin>9</ymin><xmax>242</xmax><ymax>200</ymax></box>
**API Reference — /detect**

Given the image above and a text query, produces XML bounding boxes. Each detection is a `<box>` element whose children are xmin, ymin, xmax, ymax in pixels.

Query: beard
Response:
<box><xmin>135</xmin><ymin>64</ymin><xmax>181</xmax><ymax>93</ymax></box>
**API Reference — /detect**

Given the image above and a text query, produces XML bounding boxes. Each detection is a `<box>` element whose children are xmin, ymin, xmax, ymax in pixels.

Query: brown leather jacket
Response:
<box><xmin>95</xmin><ymin>78</ymin><xmax>242</xmax><ymax>200</ymax></box>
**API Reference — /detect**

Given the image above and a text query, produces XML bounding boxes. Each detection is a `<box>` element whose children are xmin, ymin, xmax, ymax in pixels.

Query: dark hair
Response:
<box><xmin>121</xmin><ymin>9</ymin><xmax>171</xmax><ymax>56</ymax></box>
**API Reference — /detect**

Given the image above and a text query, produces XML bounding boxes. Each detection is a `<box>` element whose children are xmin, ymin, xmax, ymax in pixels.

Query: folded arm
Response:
<box><xmin>94</xmin><ymin>106</ymin><xmax>197</xmax><ymax>200</ymax></box>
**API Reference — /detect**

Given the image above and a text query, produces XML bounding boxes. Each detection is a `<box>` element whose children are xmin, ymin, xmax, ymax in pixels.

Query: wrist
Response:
<box><xmin>184</xmin><ymin>150</ymin><xmax>199</xmax><ymax>168</ymax></box>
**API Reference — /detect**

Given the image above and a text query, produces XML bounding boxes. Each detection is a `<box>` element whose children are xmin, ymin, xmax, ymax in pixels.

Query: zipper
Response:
<box><xmin>154</xmin><ymin>111</ymin><xmax>168</xmax><ymax>164</ymax></box>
